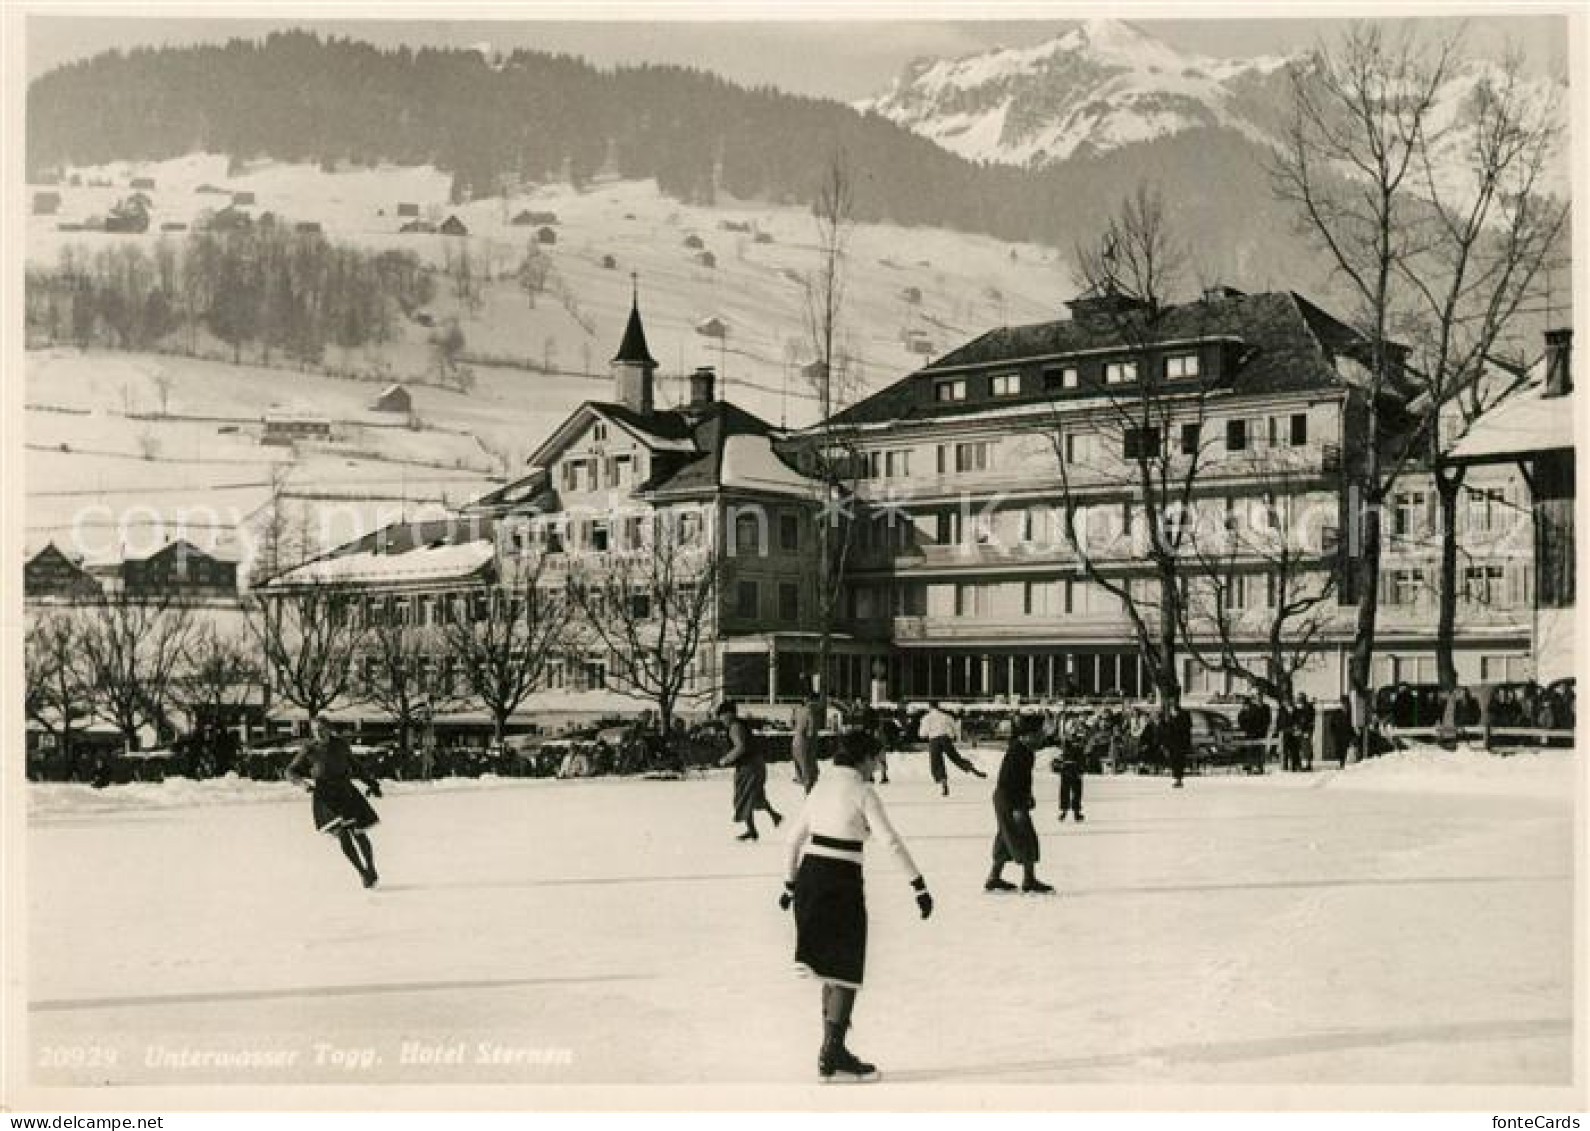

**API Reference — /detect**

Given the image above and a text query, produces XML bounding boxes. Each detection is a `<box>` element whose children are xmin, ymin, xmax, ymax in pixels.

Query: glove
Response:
<box><xmin>912</xmin><ymin>876</ymin><xmax>933</xmax><ymax>920</ymax></box>
<box><xmin>365</xmin><ymin>780</ymin><xmax>383</xmax><ymax>798</ymax></box>
<box><xmin>778</xmin><ymin>882</ymin><xmax>795</xmax><ymax>912</ymax></box>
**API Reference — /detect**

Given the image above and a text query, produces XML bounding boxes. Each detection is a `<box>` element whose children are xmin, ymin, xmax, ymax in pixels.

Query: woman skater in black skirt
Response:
<box><xmin>285</xmin><ymin>717</ymin><xmax>384</xmax><ymax>888</ymax></box>
<box><xmin>780</xmin><ymin>729</ymin><xmax>933</xmax><ymax>1082</ymax></box>
<box><xmin>717</xmin><ymin>700</ymin><xmax>782</xmax><ymax>840</ymax></box>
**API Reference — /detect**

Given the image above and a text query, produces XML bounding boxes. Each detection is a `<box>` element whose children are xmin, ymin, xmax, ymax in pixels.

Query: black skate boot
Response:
<box><xmin>984</xmin><ymin>876</ymin><xmax>1017</xmax><ymax>892</ymax></box>
<box><xmin>819</xmin><ymin>1022</ymin><xmax>879</xmax><ymax>1083</ymax></box>
<box><xmin>1021</xmin><ymin>877</ymin><xmax>1055</xmax><ymax>895</ymax></box>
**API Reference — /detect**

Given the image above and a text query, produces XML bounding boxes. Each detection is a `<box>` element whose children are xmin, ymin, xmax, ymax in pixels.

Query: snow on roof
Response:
<box><xmin>263</xmin><ymin>405</ymin><xmax>330</xmax><ymax>424</ymax></box>
<box><xmin>1449</xmin><ymin>383</ymin><xmax>1575</xmax><ymax>463</ymax></box>
<box><xmin>269</xmin><ymin>539</ymin><xmax>494</xmax><ymax>587</ymax></box>
<box><xmin>719</xmin><ymin>434</ymin><xmax>821</xmax><ymax>497</ymax></box>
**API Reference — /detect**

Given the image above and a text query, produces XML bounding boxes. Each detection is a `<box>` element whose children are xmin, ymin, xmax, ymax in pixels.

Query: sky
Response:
<box><xmin>25</xmin><ymin>9</ymin><xmax>1570</xmax><ymax>100</ymax></box>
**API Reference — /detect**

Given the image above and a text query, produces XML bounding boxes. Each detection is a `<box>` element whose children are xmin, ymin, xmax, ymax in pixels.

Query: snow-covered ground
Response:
<box><xmin>24</xmin><ymin>749</ymin><xmax>1578</xmax><ymax>1090</ymax></box>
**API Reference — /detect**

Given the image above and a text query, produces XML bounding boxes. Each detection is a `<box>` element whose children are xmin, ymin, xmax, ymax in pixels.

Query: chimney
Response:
<box><xmin>1202</xmin><ymin>284</ymin><xmax>1245</xmax><ymax>303</ymax></box>
<box><xmin>1544</xmin><ymin>328</ymin><xmax>1572</xmax><ymax>398</ymax></box>
<box><xmin>689</xmin><ymin>365</ymin><xmax>716</xmax><ymax>409</ymax></box>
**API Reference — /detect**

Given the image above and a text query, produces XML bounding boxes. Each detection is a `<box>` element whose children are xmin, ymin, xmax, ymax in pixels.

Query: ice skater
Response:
<box><xmin>780</xmin><ymin>728</ymin><xmax>933</xmax><ymax>1082</ymax></box>
<box><xmin>791</xmin><ymin>692</ymin><xmax>822</xmax><ymax>793</ymax></box>
<box><xmin>285</xmin><ymin>716</ymin><xmax>384</xmax><ymax>888</ymax></box>
<box><xmin>985</xmin><ymin>713</ymin><xmax>1052</xmax><ymax>893</ymax></box>
<box><xmin>920</xmin><ymin>702</ymin><xmax>986</xmax><ymax>797</ymax></box>
<box><xmin>717</xmin><ymin>700</ymin><xmax>782</xmax><ymax>841</ymax></box>
<box><xmin>1045</xmin><ymin>720</ymin><xmax>1085</xmax><ymax>822</ymax></box>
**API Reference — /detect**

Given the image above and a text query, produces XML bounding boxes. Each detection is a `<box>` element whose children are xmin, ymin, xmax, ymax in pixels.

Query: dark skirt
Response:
<box><xmin>793</xmin><ymin>854</ymin><xmax>867</xmax><ymax>988</ymax></box>
<box><xmin>732</xmin><ymin>760</ymin><xmax>768</xmax><ymax>822</ymax></box>
<box><xmin>991</xmin><ymin>790</ymin><xmax>1040</xmax><ymax>865</ymax></box>
<box><xmin>312</xmin><ymin>779</ymin><xmax>379</xmax><ymax>835</ymax></box>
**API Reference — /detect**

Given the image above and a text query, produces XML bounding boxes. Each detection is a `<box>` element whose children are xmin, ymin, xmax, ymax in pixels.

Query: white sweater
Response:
<box><xmin>919</xmin><ymin>709</ymin><xmax>960</xmax><ymax>742</ymax></box>
<box><xmin>784</xmin><ymin>766</ymin><xmax>921</xmax><ymax>883</ymax></box>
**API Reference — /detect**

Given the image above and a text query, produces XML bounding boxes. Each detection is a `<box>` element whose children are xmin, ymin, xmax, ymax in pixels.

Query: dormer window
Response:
<box><xmin>934</xmin><ymin>379</ymin><xmax>967</xmax><ymax>403</ymax></box>
<box><xmin>592</xmin><ymin>423</ymin><xmax>609</xmax><ymax>442</ymax></box>
<box><xmin>1045</xmin><ymin>366</ymin><xmax>1080</xmax><ymax>391</ymax></box>
<box><xmin>991</xmin><ymin>373</ymin><xmax>1021</xmax><ymax>397</ymax></box>
<box><xmin>1105</xmin><ymin>360</ymin><xmax>1138</xmax><ymax>385</ymax></box>
<box><xmin>1165</xmin><ymin>354</ymin><xmax>1200</xmax><ymax>379</ymax></box>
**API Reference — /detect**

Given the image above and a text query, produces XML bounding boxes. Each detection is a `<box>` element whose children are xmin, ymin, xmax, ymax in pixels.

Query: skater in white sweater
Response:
<box><xmin>780</xmin><ymin>729</ymin><xmax>933</xmax><ymax>1082</ymax></box>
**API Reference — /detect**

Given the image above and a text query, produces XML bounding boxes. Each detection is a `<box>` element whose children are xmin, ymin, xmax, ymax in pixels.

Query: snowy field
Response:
<box><xmin>23</xmin><ymin>748</ymin><xmax>1578</xmax><ymax>1091</ymax></box>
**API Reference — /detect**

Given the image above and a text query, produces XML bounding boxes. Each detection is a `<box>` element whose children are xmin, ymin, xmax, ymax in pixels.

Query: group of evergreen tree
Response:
<box><xmin>25</xmin><ymin>224</ymin><xmax>434</xmax><ymax>366</ymax></box>
<box><xmin>26</xmin><ymin>31</ymin><xmax>1316</xmax><ymax>275</ymax></box>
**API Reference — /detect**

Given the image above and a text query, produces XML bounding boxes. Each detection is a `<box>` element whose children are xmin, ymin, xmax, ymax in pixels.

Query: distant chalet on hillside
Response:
<box><xmin>512</xmin><ymin>209</ymin><xmax>558</xmax><ymax>226</ymax></box>
<box><xmin>24</xmin><ymin>543</ymin><xmax>102</xmax><ymax>602</ymax></box>
<box><xmin>120</xmin><ymin>540</ymin><xmax>239</xmax><ymax>602</ymax></box>
<box><xmin>536</xmin><ymin>226</ymin><xmax>557</xmax><ymax>245</ymax></box>
<box><xmin>440</xmin><ymin>214</ymin><xmax>469</xmax><ymax>236</ymax></box>
<box><xmin>32</xmin><ymin>191</ymin><xmax>61</xmax><ymax>215</ymax></box>
<box><xmin>396</xmin><ymin>202</ymin><xmax>420</xmax><ymax>217</ymax></box>
<box><xmin>262</xmin><ymin>406</ymin><xmax>332</xmax><ymax>445</ymax></box>
<box><xmin>369</xmin><ymin>384</ymin><xmax>412</xmax><ymax>414</ymax></box>
<box><xmin>695</xmin><ymin>316</ymin><xmax>729</xmax><ymax>339</ymax></box>
<box><xmin>399</xmin><ymin>219</ymin><xmax>437</xmax><ymax>234</ymax></box>
<box><xmin>129</xmin><ymin>176</ymin><xmax>156</xmax><ymax>190</ymax></box>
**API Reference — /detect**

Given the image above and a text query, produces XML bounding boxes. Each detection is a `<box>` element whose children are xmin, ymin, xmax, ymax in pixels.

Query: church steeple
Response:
<box><xmin>611</xmin><ymin>273</ymin><xmax>658</xmax><ymax>413</ymax></box>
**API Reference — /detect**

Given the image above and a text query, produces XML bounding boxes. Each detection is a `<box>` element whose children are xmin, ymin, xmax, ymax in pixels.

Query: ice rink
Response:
<box><xmin>23</xmin><ymin>749</ymin><xmax>1578</xmax><ymax>1089</ymax></box>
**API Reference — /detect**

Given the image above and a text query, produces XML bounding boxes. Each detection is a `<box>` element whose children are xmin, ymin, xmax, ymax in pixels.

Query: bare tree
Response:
<box><xmin>518</xmin><ymin>241</ymin><xmax>551</xmax><ymax>309</ymax></box>
<box><xmin>1273</xmin><ymin>25</ymin><xmax>1564</xmax><ymax>750</ymax></box>
<box><xmin>360</xmin><ymin>612</ymin><xmax>463</xmax><ymax>767</ymax></box>
<box><xmin>443</xmin><ymin>556</ymin><xmax>571</xmax><ymax>752</ymax></box>
<box><xmin>566</xmin><ymin>509</ymin><xmax>721</xmax><ymax>744</ymax></box>
<box><xmin>1044</xmin><ymin>183</ymin><xmax>1211</xmax><ymax>719</ymax></box>
<box><xmin>79</xmin><ymin>594</ymin><xmax>196</xmax><ymax>752</ymax></box>
<box><xmin>25</xmin><ymin>607</ymin><xmax>93</xmax><ymax>777</ymax></box>
<box><xmin>1398</xmin><ymin>50</ymin><xmax>1567</xmax><ymax>700</ymax></box>
<box><xmin>247</xmin><ymin>583</ymin><xmax>367</xmax><ymax>724</ymax></box>
<box><xmin>1272</xmin><ymin>23</ymin><xmax>1458</xmax><ymax>755</ymax></box>
<box><xmin>800</xmin><ymin>147</ymin><xmax>864</xmax><ymax>707</ymax></box>
<box><xmin>1179</xmin><ymin>466</ymin><xmax>1340</xmax><ymax>706</ymax></box>
<box><xmin>174</xmin><ymin>622</ymin><xmax>263</xmax><ymax>756</ymax></box>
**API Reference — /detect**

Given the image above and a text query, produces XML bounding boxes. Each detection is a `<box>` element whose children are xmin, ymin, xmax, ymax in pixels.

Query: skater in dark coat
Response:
<box><xmin>781</xmin><ymin>729</ymin><xmax>933</xmax><ymax>1082</ymax></box>
<box><xmin>717</xmin><ymin>700</ymin><xmax>782</xmax><ymax>840</ymax></box>
<box><xmin>985</xmin><ymin>714</ymin><xmax>1052</xmax><ymax>893</ymax></box>
<box><xmin>920</xmin><ymin>703</ymin><xmax>986</xmax><ymax>797</ymax></box>
<box><xmin>285</xmin><ymin>717</ymin><xmax>383</xmax><ymax>888</ymax></box>
<box><xmin>1164</xmin><ymin>700</ymin><xmax>1192</xmax><ymax>788</ymax></box>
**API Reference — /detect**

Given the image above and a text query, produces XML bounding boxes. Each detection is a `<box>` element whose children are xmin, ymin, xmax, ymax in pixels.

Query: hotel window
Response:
<box><xmin>678</xmin><ymin>511</ymin><xmax>702</xmax><ymax>545</ymax></box>
<box><xmin>1389</xmin><ymin>569</ymin><xmax>1423</xmax><ymax>606</ymax></box>
<box><xmin>590</xmin><ymin>520</ymin><xmax>610</xmax><ymax>553</ymax></box>
<box><xmin>954</xmin><ymin>441</ymin><xmax>990</xmax><ymax>473</ymax></box>
<box><xmin>1226</xmin><ymin>419</ymin><xmax>1248</xmax><ymax>452</ymax></box>
<box><xmin>1290</xmin><ymin>412</ymin><xmax>1308</xmax><ymax>446</ymax></box>
<box><xmin>1464</xmin><ymin>565</ymin><xmax>1507</xmax><ymax>605</ymax></box>
<box><xmin>936</xmin><ymin>445</ymin><xmax>948</xmax><ymax>474</ymax></box>
<box><xmin>935</xmin><ymin>511</ymin><xmax>961</xmax><ymax>546</ymax></box>
<box><xmin>1165</xmin><ymin>353</ymin><xmax>1200</xmax><ymax>379</ymax></box>
<box><xmin>934</xmin><ymin>380</ymin><xmax>967</xmax><ymax>403</ymax></box>
<box><xmin>778</xmin><ymin>582</ymin><xmax>799</xmax><ymax>621</ymax></box>
<box><xmin>734</xmin><ymin>512</ymin><xmax>763</xmax><ymax>555</ymax></box>
<box><xmin>1467</xmin><ymin>487</ymin><xmax>1506</xmax><ymax>534</ymax></box>
<box><xmin>1045</xmin><ymin>366</ymin><xmax>1080</xmax><ymax>391</ymax></box>
<box><xmin>629</xmin><ymin>592</ymin><xmax>652</xmax><ymax>620</ymax></box>
<box><xmin>1224</xmin><ymin>574</ymin><xmax>1249</xmax><ymax>611</ymax></box>
<box><xmin>991</xmin><ymin>372</ymin><xmax>1021</xmax><ymax>397</ymax></box>
<box><xmin>954</xmin><ymin>583</ymin><xmax>986</xmax><ymax>617</ymax></box>
<box><xmin>1104</xmin><ymin>360</ymin><xmax>1138</xmax><ymax>385</ymax></box>
<box><xmin>778</xmin><ymin>512</ymin><xmax>800</xmax><ymax>553</ymax></box>
<box><xmin>1180</xmin><ymin>423</ymin><xmax>1202</xmax><ymax>456</ymax></box>
<box><xmin>583</xmin><ymin>660</ymin><xmax>608</xmax><ymax>691</ymax></box>
<box><xmin>1392</xmin><ymin>492</ymin><xmax>1426</xmax><ymax>539</ymax></box>
<box><xmin>1123</xmin><ymin>427</ymin><xmax>1161</xmax><ymax>460</ymax></box>
<box><xmin>1019</xmin><ymin>507</ymin><xmax>1040</xmax><ymax>543</ymax></box>
<box><xmin>863</xmin><ymin>451</ymin><xmax>883</xmax><ymax>479</ymax></box>
<box><xmin>609</xmin><ymin>453</ymin><xmax>634</xmax><ymax>487</ymax></box>
<box><xmin>885</xmin><ymin>449</ymin><xmax>911</xmax><ymax>478</ymax></box>
<box><xmin>592</xmin><ymin>423</ymin><xmax>608</xmax><ymax>442</ymax></box>
<box><xmin>735</xmin><ymin>581</ymin><xmax>759</xmax><ymax>619</ymax></box>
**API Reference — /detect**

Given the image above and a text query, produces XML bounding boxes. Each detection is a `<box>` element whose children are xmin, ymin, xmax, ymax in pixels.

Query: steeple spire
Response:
<box><xmin>612</xmin><ymin>273</ymin><xmax>658</xmax><ymax>369</ymax></box>
<box><xmin>611</xmin><ymin>273</ymin><xmax>658</xmax><ymax>413</ymax></box>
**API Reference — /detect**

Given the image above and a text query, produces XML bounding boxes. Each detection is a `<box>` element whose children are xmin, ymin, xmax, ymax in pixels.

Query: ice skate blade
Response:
<box><xmin>820</xmin><ymin>1070</ymin><xmax>881</xmax><ymax>1083</ymax></box>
